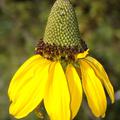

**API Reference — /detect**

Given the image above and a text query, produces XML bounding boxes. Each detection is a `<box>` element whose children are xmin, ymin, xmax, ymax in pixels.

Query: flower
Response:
<box><xmin>8</xmin><ymin>0</ymin><xmax>115</xmax><ymax>120</ymax></box>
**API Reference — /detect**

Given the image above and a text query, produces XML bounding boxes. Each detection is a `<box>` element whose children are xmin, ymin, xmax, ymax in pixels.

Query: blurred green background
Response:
<box><xmin>0</xmin><ymin>0</ymin><xmax>120</xmax><ymax>120</ymax></box>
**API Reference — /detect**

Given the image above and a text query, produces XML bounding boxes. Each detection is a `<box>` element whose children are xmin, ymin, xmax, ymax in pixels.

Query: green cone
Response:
<box><xmin>43</xmin><ymin>0</ymin><xmax>82</xmax><ymax>47</ymax></box>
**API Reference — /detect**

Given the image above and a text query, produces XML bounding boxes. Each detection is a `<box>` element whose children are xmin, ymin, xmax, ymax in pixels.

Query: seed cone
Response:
<box><xmin>43</xmin><ymin>0</ymin><xmax>82</xmax><ymax>48</ymax></box>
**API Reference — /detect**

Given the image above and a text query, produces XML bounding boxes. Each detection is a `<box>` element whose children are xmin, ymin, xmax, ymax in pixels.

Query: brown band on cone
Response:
<box><xmin>35</xmin><ymin>39</ymin><xmax>88</xmax><ymax>61</ymax></box>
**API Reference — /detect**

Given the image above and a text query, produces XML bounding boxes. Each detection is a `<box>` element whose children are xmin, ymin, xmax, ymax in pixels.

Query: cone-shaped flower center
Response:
<box><xmin>44</xmin><ymin>0</ymin><xmax>82</xmax><ymax>47</ymax></box>
<box><xmin>35</xmin><ymin>0</ymin><xmax>88</xmax><ymax>61</ymax></box>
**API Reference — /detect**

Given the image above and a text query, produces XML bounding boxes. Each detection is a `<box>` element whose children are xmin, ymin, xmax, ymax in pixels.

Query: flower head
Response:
<box><xmin>8</xmin><ymin>0</ymin><xmax>115</xmax><ymax>119</ymax></box>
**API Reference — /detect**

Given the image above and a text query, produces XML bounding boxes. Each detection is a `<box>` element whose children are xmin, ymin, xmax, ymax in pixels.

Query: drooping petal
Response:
<box><xmin>9</xmin><ymin>56</ymin><xmax>51</xmax><ymax>118</ymax></box>
<box><xmin>85</xmin><ymin>56</ymin><xmax>115</xmax><ymax>103</ymax></box>
<box><xmin>66</xmin><ymin>64</ymin><xmax>82</xmax><ymax>119</ymax></box>
<box><xmin>8</xmin><ymin>55</ymin><xmax>42</xmax><ymax>100</ymax></box>
<box><xmin>80</xmin><ymin>60</ymin><xmax>107</xmax><ymax>117</ymax></box>
<box><xmin>44</xmin><ymin>62</ymin><xmax>70</xmax><ymax>120</ymax></box>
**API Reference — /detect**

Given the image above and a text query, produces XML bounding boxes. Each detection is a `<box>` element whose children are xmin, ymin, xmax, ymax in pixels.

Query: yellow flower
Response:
<box><xmin>8</xmin><ymin>50</ymin><xmax>114</xmax><ymax>119</ymax></box>
<box><xmin>8</xmin><ymin>0</ymin><xmax>115</xmax><ymax>120</ymax></box>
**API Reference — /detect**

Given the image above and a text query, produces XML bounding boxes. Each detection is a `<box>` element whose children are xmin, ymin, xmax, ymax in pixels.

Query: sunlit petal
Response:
<box><xmin>66</xmin><ymin>64</ymin><xmax>82</xmax><ymax>119</ymax></box>
<box><xmin>9</xmin><ymin>58</ymin><xmax>51</xmax><ymax>118</ymax></box>
<box><xmin>76</xmin><ymin>49</ymin><xmax>89</xmax><ymax>59</ymax></box>
<box><xmin>80</xmin><ymin>60</ymin><xmax>107</xmax><ymax>117</ymax></box>
<box><xmin>44</xmin><ymin>62</ymin><xmax>70</xmax><ymax>120</ymax></box>
<box><xmin>8</xmin><ymin>55</ymin><xmax>42</xmax><ymax>100</ymax></box>
<box><xmin>85</xmin><ymin>56</ymin><xmax>115</xmax><ymax>103</ymax></box>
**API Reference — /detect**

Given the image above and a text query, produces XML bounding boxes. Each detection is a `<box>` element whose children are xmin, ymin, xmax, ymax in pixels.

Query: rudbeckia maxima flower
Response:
<box><xmin>8</xmin><ymin>0</ymin><xmax>115</xmax><ymax>120</ymax></box>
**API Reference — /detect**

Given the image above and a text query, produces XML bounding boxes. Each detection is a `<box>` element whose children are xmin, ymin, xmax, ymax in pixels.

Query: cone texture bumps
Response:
<box><xmin>44</xmin><ymin>0</ymin><xmax>82</xmax><ymax>47</ymax></box>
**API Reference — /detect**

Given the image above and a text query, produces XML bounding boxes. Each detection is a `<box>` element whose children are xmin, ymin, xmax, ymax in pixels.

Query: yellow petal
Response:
<box><xmin>9</xmin><ymin>58</ymin><xmax>51</xmax><ymax>118</ymax></box>
<box><xmin>8</xmin><ymin>55</ymin><xmax>42</xmax><ymax>100</ymax></box>
<box><xmin>76</xmin><ymin>49</ymin><xmax>89</xmax><ymax>59</ymax></box>
<box><xmin>66</xmin><ymin>64</ymin><xmax>82</xmax><ymax>119</ymax></box>
<box><xmin>44</xmin><ymin>62</ymin><xmax>70</xmax><ymax>120</ymax></box>
<box><xmin>80</xmin><ymin>60</ymin><xmax>107</xmax><ymax>117</ymax></box>
<box><xmin>85</xmin><ymin>56</ymin><xmax>115</xmax><ymax>103</ymax></box>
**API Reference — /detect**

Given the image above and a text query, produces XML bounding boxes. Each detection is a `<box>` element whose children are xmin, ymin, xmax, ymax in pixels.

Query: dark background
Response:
<box><xmin>0</xmin><ymin>0</ymin><xmax>120</xmax><ymax>120</ymax></box>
